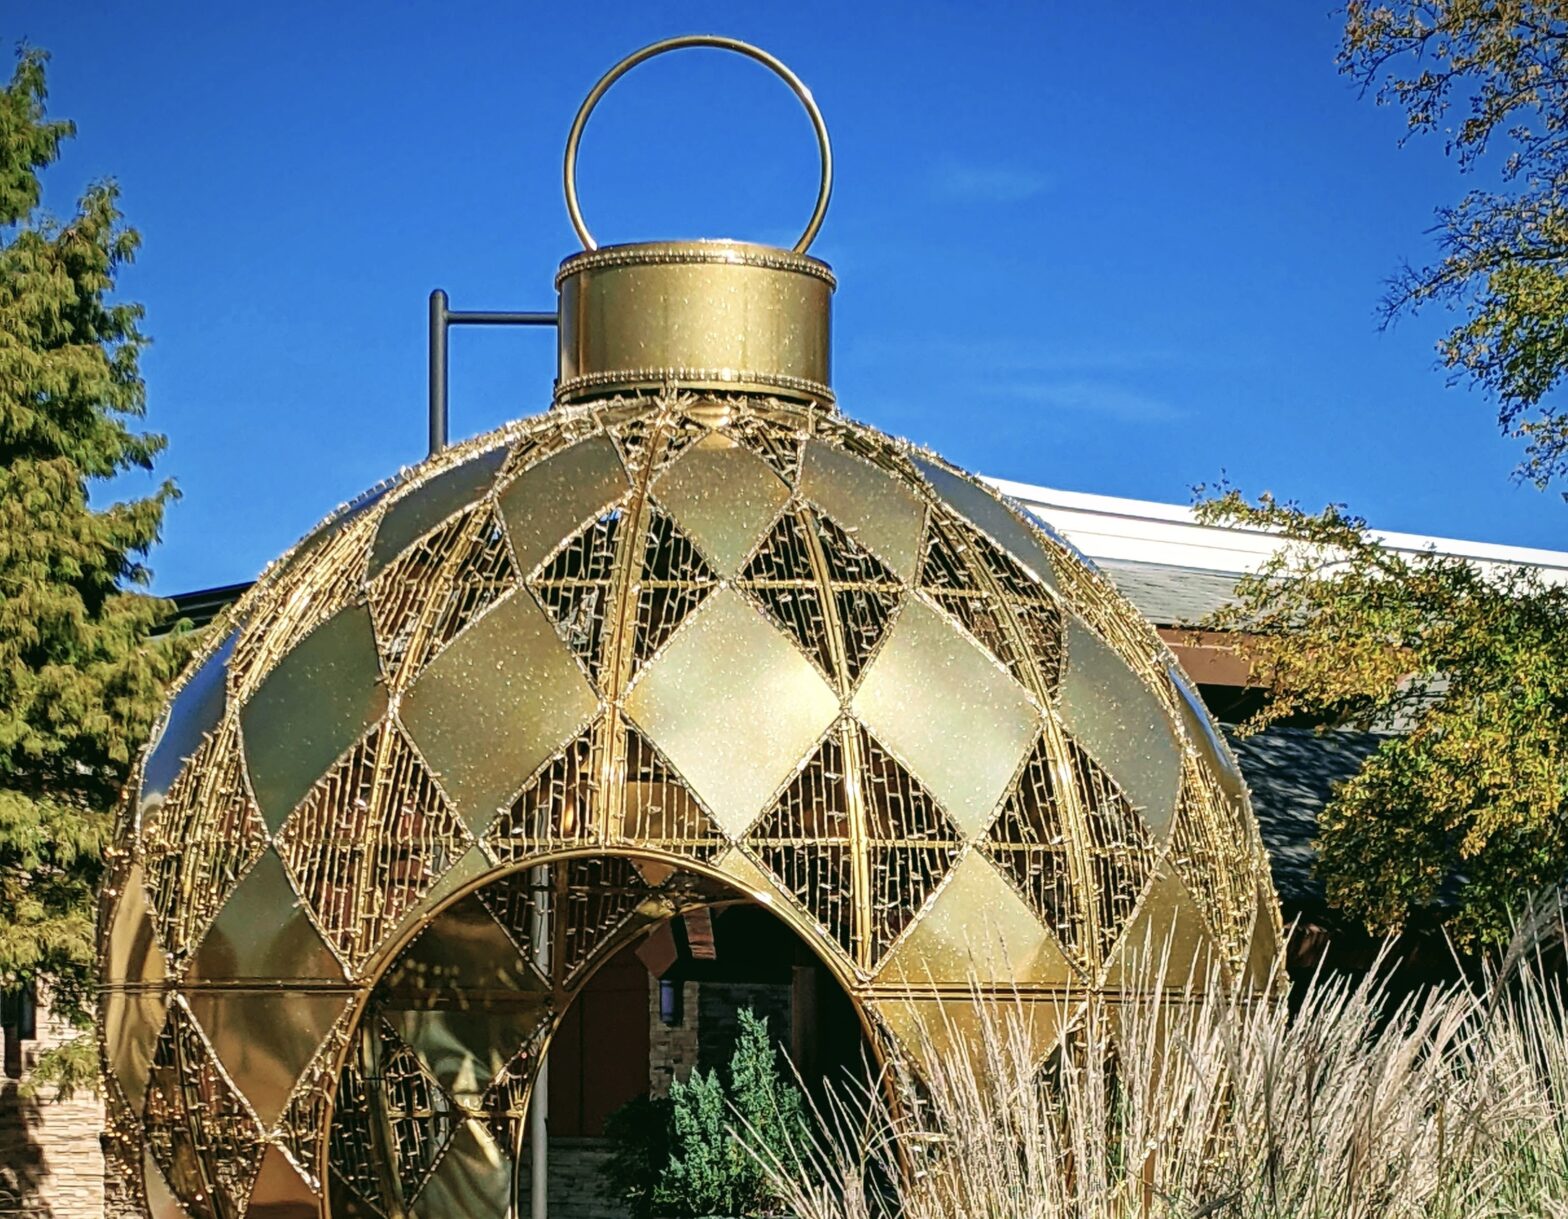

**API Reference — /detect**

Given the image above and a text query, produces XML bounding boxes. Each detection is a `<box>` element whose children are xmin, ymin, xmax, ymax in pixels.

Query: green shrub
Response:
<box><xmin>614</xmin><ymin>1007</ymin><xmax>809</xmax><ymax>1218</ymax></box>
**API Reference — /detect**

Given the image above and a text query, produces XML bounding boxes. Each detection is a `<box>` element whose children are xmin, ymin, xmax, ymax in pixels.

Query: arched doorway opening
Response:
<box><xmin>322</xmin><ymin>852</ymin><xmax>876</xmax><ymax>1219</ymax></box>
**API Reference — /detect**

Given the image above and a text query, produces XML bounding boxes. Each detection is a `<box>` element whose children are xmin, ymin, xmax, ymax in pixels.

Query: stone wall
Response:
<box><xmin>695</xmin><ymin>982</ymin><xmax>791</xmax><ymax>1073</ymax></box>
<box><xmin>645</xmin><ymin>976</ymin><xmax>699</xmax><ymax>1100</ymax></box>
<box><xmin>0</xmin><ymin>1000</ymin><xmax>105</xmax><ymax>1219</ymax></box>
<box><xmin>517</xmin><ymin>1138</ymin><xmax>625</xmax><ymax>1219</ymax></box>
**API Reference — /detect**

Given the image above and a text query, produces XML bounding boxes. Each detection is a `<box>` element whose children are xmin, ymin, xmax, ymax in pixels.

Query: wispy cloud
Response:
<box><xmin>988</xmin><ymin>378</ymin><xmax>1186</xmax><ymax>423</ymax></box>
<box><xmin>932</xmin><ymin>160</ymin><xmax>1053</xmax><ymax>204</ymax></box>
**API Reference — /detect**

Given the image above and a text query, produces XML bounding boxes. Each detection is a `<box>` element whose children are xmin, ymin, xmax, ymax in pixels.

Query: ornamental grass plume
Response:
<box><xmin>759</xmin><ymin>910</ymin><xmax>1568</xmax><ymax>1219</ymax></box>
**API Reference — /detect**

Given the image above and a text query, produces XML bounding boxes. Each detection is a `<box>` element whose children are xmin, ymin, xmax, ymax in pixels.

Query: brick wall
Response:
<box><xmin>0</xmin><ymin>999</ymin><xmax>105</xmax><ymax>1219</ymax></box>
<box><xmin>645</xmin><ymin>977</ymin><xmax>698</xmax><ymax>1100</ymax></box>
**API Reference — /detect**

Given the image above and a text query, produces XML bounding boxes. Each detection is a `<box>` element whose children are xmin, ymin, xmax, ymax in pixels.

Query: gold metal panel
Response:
<box><xmin>1061</xmin><ymin>619</ymin><xmax>1182</xmax><ymax>839</ymax></box>
<box><xmin>653</xmin><ymin>432</ymin><xmax>789</xmax><ymax>576</ymax></box>
<box><xmin>398</xmin><ymin>843</ymin><xmax>494</xmax><ymax>932</ymax></box>
<box><xmin>714</xmin><ymin>846</ymin><xmax>789</xmax><ymax>908</ymax></box>
<box><xmin>1103</xmin><ymin>870</ymin><xmax>1220</xmax><ymax>987</ymax></box>
<box><xmin>555</xmin><ymin>241</ymin><xmax>834</xmax><ymax>403</ymax></box>
<box><xmin>1169</xmin><ymin>663</ymin><xmax>1246</xmax><ymax>801</ymax></box>
<box><xmin>140</xmin><ymin>630</ymin><xmax>237</xmax><ymax>818</ymax></box>
<box><xmin>1244</xmin><ymin>889</ymin><xmax>1281</xmax><ymax>989</ymax></box>
<box><xmin>241</xmin><ymin>606</ymin><xmax>388</xmax><ymax>833</ymax></box>
<box><xmin>105</xmin><ymin>864</ymin><xmax>163</xmax><ymax>986</ymax></box>
<box><xmin>142</xmin><ymin>1148</ymin><xmax>192</xmax><ymax>1219</ymax></box>
<box><xmin>369</xmin><ymin>442</ymin><xmax>509</xmax><ymax>576</ymax></box>
<box><xmin>624</xmin><ymin>588</ymin><xmax>839</xmax><ymax>838</ymax></box>
<box><xmin>379</xmin><ymin>897</ymin><xmax>543</xmax><ymax>997</ymax></box>
<box><xmin>878</xmin><ymin>851</ymin><xmax>1074</xmax><ymax>988</ymax></box>
<box><xmin>912</xmin><ymin>455</ymin><xmax>1060</xmax><ymax>593</ymax></box>
<box><xmin>799</xmin><ymin>440</ymin><xmax>926</xmax><ymax>582</ymax></box>
<box><xmin>103</xmin><ymin>865</ymin><xmax>167</xmax><ymax>1109</ymax></box>
<box><xmin>390</xmin><ymin>1009</ymin><xmax>546</xmax><ymax>1099</ymax></box>
<box><xmin>402</xmin><ymin>588</ymin><xmax>598</xmax><ymax>833</ymax></box>
<box><xmin>184</xmin><ymin>990</ymin><xmax>352</xmax><ymax>1129</ymax></box>
<box><xmin>870</xmin><ymin>994</ymin><xmax>1068</xmax><ymax>1077</ymax></box>
<box><xmin>188</xmin><ymin>851</ymin><xmax>345</xmax><ymax>985</ymax></box>
<box><xmin>410</xmin><ymin>1120</ymin><xmax>510</xmax><ymax>1219</ymax></box>
<box><xmin>496</xmin><ymin>434</ymin><xmax>628</xmax><ymax>573</ymax></box>
<box><xmin>247</xmin><ymin>1145</ymin><xmax>319</xmax><ymax>1219</ymax></box>
<box><xmin>851</xmin><ymin>598</ymin><xmax>1039</xmax><ymax>838</ymax></box>
<box><xmin>104</xmin><ymin>990</ymin><xmax>168</xmax><ymax>1113</ymax></box>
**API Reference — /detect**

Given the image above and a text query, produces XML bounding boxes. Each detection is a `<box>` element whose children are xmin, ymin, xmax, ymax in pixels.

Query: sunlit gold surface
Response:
<box><xmin>99</xmin><ymin>385</ymin><xmax>1280</xmax><ymax>1219</ymax></box>
<box><xmin>99</xmin><ymin>47</ymin><xmax>1277</xmax><ymax>1201</ymax></box>
<box><xmin>556</xmin><ymin>241</ymin><xmax>834</xmax><ymax>404</ymax></box>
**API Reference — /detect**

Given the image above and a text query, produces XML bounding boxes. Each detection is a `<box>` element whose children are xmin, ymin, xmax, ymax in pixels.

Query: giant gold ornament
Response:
<box><xmin>98</xmin><ymin>35</ymin><xmax>1281</xmax><ymax>1219</ymax></box>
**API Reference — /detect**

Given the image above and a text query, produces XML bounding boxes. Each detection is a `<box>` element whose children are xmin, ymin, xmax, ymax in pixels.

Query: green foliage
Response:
<box><xmin>1341</xmin><ymin>1</ymin><xmax>1568</xmax><ymax>488</ymax></box>
<box><xmin>658</xmin><ymin>1062</ymin><xmax>736</xmax><ymax>1217</ymax></box>
<box><xmin>0</xmin><ymin>47</ymin><xmax>188</xmax><ymax>1092</ymax></box>
<box><xmin>21</xmin><ymin>1026</ymin><xmax>97</xmax><ymax>1101</ymax></box>
<box><xmin>650</xmin><ymin>1008</ymin><xmax>811</xmax><ymax>1218</ymax></box>
<box><xmin>1196</xmin><ymin>487</ymin><xmax>1568</xmax><ymax>949</ymax></box>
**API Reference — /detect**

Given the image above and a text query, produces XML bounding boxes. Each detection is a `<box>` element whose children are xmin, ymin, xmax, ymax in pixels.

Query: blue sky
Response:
<box><xmin>11</xmin><ymin>1</ymin><xmax>1564</xmax><ymax>593</ymax></box>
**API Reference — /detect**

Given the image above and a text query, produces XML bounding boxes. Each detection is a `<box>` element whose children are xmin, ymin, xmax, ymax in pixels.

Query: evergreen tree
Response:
<box><xmin>658</xmin><ymin>1062</ymin><xmax>736</xmax><ymax>1216</ymax></box>
<box><xmin>654</xmin><ymin>1008</ymin><xmax>810</xmax><ymax>1217</ymax></box>
<box><xmin>0</xmin><ymin>47</ymin><xmax>185</xmax><ymax>1092</ymax></box>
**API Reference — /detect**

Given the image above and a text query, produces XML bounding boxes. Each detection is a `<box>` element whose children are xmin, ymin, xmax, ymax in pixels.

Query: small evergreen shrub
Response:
<box><xmin>609</xmin><ymin>1007</ymin><xmax>811</xmax><ymax>1218</ymax></box>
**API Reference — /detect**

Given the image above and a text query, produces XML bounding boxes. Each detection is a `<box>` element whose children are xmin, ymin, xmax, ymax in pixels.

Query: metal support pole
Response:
<box><xmin>528</xmin><ymin>865</ymin><xmax>551</xmax><ymax>1219</ymax></box>
<box><xmin>423</xmin><ymin>291</ymin><xmax>557</xmax><ymax>1212</ymax></box>
<box><xmin>426</xmin><ymin>291</ymin><xmax>556</xmax><ymax>459</ymax></box>
<box><xmin>428</xmin><ymin>290</ymin><xmax>449</xmax><ymax>457</ymax></box>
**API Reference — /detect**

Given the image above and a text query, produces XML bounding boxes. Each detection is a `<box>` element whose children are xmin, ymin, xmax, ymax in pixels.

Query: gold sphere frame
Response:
<box><xmin>97</xmin><ymin>37</ymin><xmax>1280</xmax><ymax>1219</ymax></box>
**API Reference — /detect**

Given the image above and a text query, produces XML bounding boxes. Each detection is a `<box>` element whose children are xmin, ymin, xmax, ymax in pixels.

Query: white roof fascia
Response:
<box><xmin>984</xmin><ymin>476</ymin><xmax>1568</xmax><ymax>584</ymax></box>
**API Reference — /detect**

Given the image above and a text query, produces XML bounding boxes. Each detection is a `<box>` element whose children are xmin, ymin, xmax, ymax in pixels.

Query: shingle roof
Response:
<box><xmin>1227</xmin><ymin>727</ymin><xmax>1386</xmax><ymax>910</ymax></box>
<box><xmin>1098</xmin><ymin>559</ymin><xmax>1242</xmax><ymax>626</ymax></box>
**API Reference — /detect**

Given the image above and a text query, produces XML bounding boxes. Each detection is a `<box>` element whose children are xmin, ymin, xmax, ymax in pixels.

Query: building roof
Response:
<box><xmin>1095</xmin><ymin>559</ymin><xmax>1241</xmax><ymax>627</ymax></box>
<box><xmin>990</xmin><ymin>478</ymin><xmax>1568</xmax><ymax>585</ymax></box>
<box><xmin>1226</xmin><ymin>727</ymin><xmax>1386</xmax><ymax>911</ymax></box>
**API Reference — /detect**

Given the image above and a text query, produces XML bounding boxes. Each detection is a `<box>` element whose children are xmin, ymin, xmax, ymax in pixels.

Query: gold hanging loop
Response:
<box><xmin>563</xmin><ymin>34</ymin><xmax>833</xmax><ymax>254</ymax></box>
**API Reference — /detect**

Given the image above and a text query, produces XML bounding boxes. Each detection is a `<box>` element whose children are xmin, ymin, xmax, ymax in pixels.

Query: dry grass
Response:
<box><xmin>760</xmin><ymin>913</ymin><xmax>1568</xmax><ymax>1219</ymax></box>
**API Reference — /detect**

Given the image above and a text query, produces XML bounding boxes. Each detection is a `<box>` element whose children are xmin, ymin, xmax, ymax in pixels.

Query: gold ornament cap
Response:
<box><xmin>554</xmin><ymin>36</ymin><xmax>835</xmax><ymax>406</ymax></box>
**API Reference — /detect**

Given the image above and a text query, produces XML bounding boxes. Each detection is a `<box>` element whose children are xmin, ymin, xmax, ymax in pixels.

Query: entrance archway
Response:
<box><xmin>323</xmin><ymin>851</ymin><xmax>876</xmax><ymax>1219</ymax></box>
